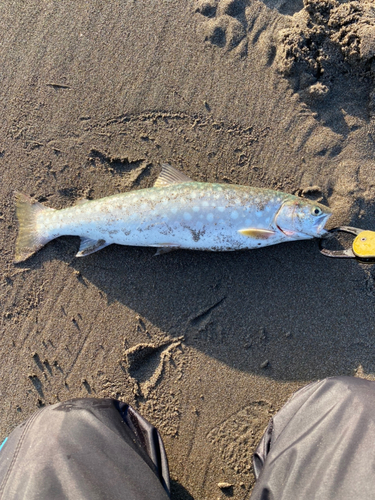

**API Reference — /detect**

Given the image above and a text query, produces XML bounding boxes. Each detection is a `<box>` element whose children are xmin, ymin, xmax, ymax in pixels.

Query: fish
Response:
<box><xmin>14</xmin><ymin>164</ymin><xmax>332</xmax><ymax>263</ymax></box>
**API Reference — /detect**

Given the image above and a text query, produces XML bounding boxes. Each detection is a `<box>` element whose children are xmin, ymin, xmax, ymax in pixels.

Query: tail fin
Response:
<box><xmin>14</xmin><ymin>192</ymin><xmax>55</xmax><ymax>263</ymax></box>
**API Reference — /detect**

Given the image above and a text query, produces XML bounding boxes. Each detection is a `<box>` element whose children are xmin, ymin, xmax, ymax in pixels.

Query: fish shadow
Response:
<box><xmin>60</xmin><ymin>225</ymin><xmax>375</xmax><ymax>382</ymax></box>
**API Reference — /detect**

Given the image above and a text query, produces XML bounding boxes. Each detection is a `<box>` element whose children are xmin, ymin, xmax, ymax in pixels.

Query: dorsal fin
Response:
<box><xmin>153</xmin><ymin>164</ymin><xmax>193</xmax><ymax>188</ymax></box>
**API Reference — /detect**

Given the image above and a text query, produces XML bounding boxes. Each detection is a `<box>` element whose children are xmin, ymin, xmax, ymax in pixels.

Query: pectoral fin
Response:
<box><xmin>76</xmin><ymin>238</ymin><xmax>109</xmax><ymax>257</ymax></box>
<box><xmin>238</xmin><ymin>228</ymin><xmax>276</xmax><ymax>239</ymax></box>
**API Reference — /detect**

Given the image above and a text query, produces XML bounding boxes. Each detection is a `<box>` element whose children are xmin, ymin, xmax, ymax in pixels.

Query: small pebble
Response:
<box><xmin>218</xmin><ymin>482</ymin><xmax>233</xmax><ymax>489</ymax></box>
<box><xmin>260</xmin><ymin>360</ymin><xmax>269</xmax><ymax>369</ymax></box>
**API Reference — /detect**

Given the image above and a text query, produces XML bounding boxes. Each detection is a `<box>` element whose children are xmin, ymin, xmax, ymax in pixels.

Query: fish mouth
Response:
<box><xmin>299</xmin><ymin>213</ymin><xmax>332</xmax><ymax>238</ymax></box>
<box><xmin>277</xmin><ymin>213</ymin><xmax>332</xmax><ymax>238</ymax></box>
<box><xmin>314</xmin><ymin>213</ymin><xmax>332</xmax><ymax>237</ymax></box>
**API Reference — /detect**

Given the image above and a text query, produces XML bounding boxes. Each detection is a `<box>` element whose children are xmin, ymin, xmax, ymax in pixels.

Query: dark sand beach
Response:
<box><xmin>1</xmin><ymin>0</ymin><xmax>375</xmax><ymax>497</ymax></box>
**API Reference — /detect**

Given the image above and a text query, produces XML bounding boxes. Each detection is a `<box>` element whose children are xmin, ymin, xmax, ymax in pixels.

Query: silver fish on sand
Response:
<box><xmin>14</xmin><ymin>164</ymin><xmax>332</xmax><ymax>263</ymax></box>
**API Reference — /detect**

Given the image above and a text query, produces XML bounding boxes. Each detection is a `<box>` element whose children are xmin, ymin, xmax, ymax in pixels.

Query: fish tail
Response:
<box><xmin>14</xmin><ymin>192</ymin><xmax>54</xmax><ymax>263</ymax></box>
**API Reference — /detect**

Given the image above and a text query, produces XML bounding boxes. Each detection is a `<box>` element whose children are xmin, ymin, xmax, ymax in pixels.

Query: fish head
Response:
<box><xmin>275</xmin><ymin>198</ymin><xmax>332</xmax><ymax>239</ymax></box>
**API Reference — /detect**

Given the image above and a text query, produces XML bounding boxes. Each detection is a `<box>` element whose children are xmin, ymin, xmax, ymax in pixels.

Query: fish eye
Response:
<box><xmin>312</xmin><ymin>207</ymin><xmax>322</xmax><ymax>216</ymax></box>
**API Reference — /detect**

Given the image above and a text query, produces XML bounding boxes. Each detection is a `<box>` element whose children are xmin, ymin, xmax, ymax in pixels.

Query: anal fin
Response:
<box><xmin>238</xmin><ymin>228</ymin><xmax>276</xmax><ymax>239</ymax></box>
<box><xmin>154</xmin><ymin>244</ymin><xmax>180</xmax><ymax>256</ymax></box>
<box><xmin>76</xmin><ymin>237</ymin><xmax>109</xmax><ymax>257</ymax></box>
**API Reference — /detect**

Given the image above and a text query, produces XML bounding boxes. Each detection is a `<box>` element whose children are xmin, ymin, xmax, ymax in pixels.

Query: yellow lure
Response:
<box><xmin>352</xmin><ymin>231</ymin><xmax>375</xmax><ymax>259</ymax></box>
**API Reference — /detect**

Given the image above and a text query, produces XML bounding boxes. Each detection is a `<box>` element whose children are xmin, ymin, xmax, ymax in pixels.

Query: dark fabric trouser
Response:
<box><xmin>1</xmin><ymin>376</ymin><xmax>375</xmax><ymax>499</ymax></box>
<box><xmin>0</xmin><ymin>398</ymin><xmax>170</xmax><ymax>500</ymax></box>
<box><xmin>251</xmin><ymin>376</ymin><xmax>375</xmax><ymax>500</ymax></box>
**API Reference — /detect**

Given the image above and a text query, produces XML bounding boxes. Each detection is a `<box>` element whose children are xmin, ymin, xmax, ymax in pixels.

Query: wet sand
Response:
<box><xmin>1</xmin><ymin>1</ymin><xmax>375</xmax><ymax>498</ymax></box>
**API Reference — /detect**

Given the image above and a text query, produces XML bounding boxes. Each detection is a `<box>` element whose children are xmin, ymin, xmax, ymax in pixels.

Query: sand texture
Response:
<box><xmin>1</xmin><ymin>0</ymin><xmax>375</xmax><ymax>498</ymax></box>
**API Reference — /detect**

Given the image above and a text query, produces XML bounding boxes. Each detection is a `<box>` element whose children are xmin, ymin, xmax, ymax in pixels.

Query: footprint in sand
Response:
<box><xmin>123</xmin><ymin>338</ymin><xmax>183</xmax><ymax>398</ymax></box>
<box><xmin>195</xmin><ymin>0</ymin><xmax>249</xmax><ymax>56</ymax></box>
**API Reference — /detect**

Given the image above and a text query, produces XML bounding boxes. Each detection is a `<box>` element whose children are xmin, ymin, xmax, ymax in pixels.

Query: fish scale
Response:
<box><xmin>14</xmin><ymin>164</ymin><xmax>332</xmax><ymax>262</ymax></box>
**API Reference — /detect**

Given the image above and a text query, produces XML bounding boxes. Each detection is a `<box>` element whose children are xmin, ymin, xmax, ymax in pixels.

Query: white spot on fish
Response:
<box><xmin>231</xmin><ymin>211</ymin><xmax>239</xmax><ymax>220</ymax></box>
<box><xmin>207</xmin><ymin>213</ymin><xmax>214</xmax><ymax>222</ymax></box>
<box><xmin>184</xmin><ymin>212</ymin><xmax>192</xmax><ymax>221</ymax></box>
<box><xmin>202</xmin><ymin>201</ymin><xmax>209</xmax><ymax>207</ymax></box>
<box><xmin>193</xmin><ymin>206</ymin><xmax>200</xmax><ymax>212</ymax></box>
<box><xmin>218</xmin><ymin>207</ymin><xmax>225</xmax><ymax>212</ymax></box>
<box><xmin>171</xmin><ymin>207</ymin><xmax>178</xmax><ymax>214</ymax></box>
<box><xmin>191</xmin><ymin>192</ymin><xmax>197</xmax><ymax>199</ymax></box>
<box><xmin>141</xmin><ymin>203</ymin><xmax>148</xmax><ymax>210</ymax></box>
